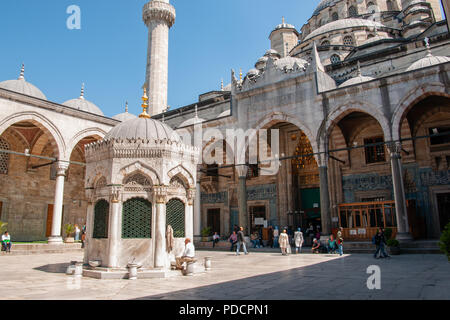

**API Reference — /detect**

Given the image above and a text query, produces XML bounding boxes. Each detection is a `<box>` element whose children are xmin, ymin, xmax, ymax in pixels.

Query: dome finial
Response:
<box><xmin>195</xmin><ymin>104</ymin><xmax>198</xmax><ymax>118</ymax></box>
<box><xmin>80</xmin><ymin>83</ymin><xmax>85</xmax><ymax>100</ymax></box>
<box><xmin>282</xmin><ymin>16</ymin><xmax>285</xmax><ymax>25</ymax></box>
<box><xmin>18</xmin><ymin>64</ymin><xmax>25</xmax><ymax>80</ymax></box>
<box><xmin>139</xmin><ymin>87</ymin><xmax>151</xmax><ymax>119</ymax></box>
<box><xmin>239</xmin><ymin>68</ymin><xmax>243</xmax><ymax>82</ymax></box>
<box><xmin>221</xmin><ymin>79</ymin><xmax>224</xmax><ymax>91</ymax></box>
<box><xmin>125</xmin><ymin>101</ymin><xmax>129</xmax><ymax>113</ymax></box>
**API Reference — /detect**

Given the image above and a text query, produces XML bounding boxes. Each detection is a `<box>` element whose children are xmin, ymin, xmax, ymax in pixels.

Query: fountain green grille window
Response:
<box><xmin>166</xmin><ymin>199</ymin><xmax>185</xmax><ymax>238</ymax></box>
<box><xmin>122</xmin><ymin>198</ymin><xmax>152</xmax><ymax>239</ymax></box>
<box><xmin>93</xmin><ymin>200</ymin><xmax>109</xmax><ymax>239</ymax></box>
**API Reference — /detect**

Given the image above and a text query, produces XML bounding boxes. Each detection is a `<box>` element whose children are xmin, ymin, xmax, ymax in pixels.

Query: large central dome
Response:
<box><xmin>312</xmin><ymin>0</ymin><xmax>340</xmax><ymax>16</ymax></box>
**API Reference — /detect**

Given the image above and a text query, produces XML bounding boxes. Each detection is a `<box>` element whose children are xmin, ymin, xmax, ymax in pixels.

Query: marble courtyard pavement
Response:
<box><xmin>0</xmin><ymin>251</ymin><xmax>449</xmax><ymax>300</ymax></box>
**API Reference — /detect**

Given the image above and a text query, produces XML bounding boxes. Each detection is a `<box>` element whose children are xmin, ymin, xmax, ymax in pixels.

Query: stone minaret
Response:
<box><xmin>143</xmin><ymin>0</ymin><xmax>176</xmax><ymax>116</ymax></box>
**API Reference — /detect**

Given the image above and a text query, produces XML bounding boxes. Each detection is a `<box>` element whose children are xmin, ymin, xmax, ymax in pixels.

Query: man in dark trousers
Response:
<box><xmin>373</xmin><ymin>228</ymin><xmax>390</xmax><ymax>259</ymax></box>
<box><xmin>236</xmin><ymin>227</ymin><xmax>249</xmax><ymax>256</ymax></box>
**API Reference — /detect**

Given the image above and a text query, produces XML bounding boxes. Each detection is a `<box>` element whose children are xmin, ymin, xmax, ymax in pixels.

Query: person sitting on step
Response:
<box><xmin>176</xmin><ymin>238</ymin><xmax>196</xmax><ymax>270</ymax></box>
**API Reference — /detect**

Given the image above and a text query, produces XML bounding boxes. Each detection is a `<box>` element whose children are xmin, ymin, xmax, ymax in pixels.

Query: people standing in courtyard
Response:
<box><xmin>1</xmin><ymin>231</ymin><xmax>11</xmax><ymax>253</ymax></box>
<box><xmin>294</xmin><ymin>228</ymin><xmax>304</xmax><ymax>254</ymax></box>
<box><xmin>81</xmin><ymin>231</ymin><xmax>86</xmax><ymax>249</ymax></box>
<box><xmin>307</xmin><ymin>223</ymin><xmax>314</xmax><ymax>246</ymax></box>
<box><xmin>251</xmin><ymin>232</ymin><xmax>261</xmax><ymax>248</ymax></box>
<box><xmin>374</xmin><ymin>228</ymin><xmax>390</xmax><ymax>259</ymax></box>
<box><xmin>236</xmin><ymin>227</ymin><xmax>248</xmax><ymax>256</ymax></box>
<box><xmin>268</xmin><ymin>226</ymin><xmax>274</xmax><ymax>248</ymax></box>
<box><xmin>273</xmin><ymin>226</ymin><xmax>279</xmax><ymax>248</ymax></box>
<box><xmin>74</xmin><ymin>224</ymin><xmax>81</xmax><ymax>242</ymax></box>
<box><xmin>279</xmin><ymin>229</ymin><xmax>290</xmax><ymax>255</ymax></box>
<box><xmin>212</xmin><ymin>232</ymin><xmax>220</xmax><ymax>248</ymax></box>
<box><xmin>337</xmin><ymin>227</ymin><xmax>344</xmax><ymax>256</ymax></box>
<box><xmin>228</xmin><ymin>231</ymin><xmax>238</xmax><ymax>252</ymax></box>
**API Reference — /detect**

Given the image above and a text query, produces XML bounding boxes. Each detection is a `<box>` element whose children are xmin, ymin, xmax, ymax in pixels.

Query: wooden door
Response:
<box><xmin>46</xmin><ymin>204</ymin><xmax>54</xmax><ymax>237</ymax></box>
<box><xmin>0</xmin><ymin>201</ymin><xmax>3</xmax><ymax>220</ymax></box>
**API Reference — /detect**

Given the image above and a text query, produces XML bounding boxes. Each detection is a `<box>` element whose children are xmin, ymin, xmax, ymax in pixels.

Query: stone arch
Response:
<box><xmin>238</xmin><ymin>112</ymin><xmax>317</xmax><ymax>165</ymax></box>
<box><xmin>118</xmin><ymin>162</ymin><xmax>161</xmax><ymax>186</ymax></box>
<box><xmin>167</xmin><ymin>165</ymin><xmax>194</xmax><ymax>188</ymax></box>
<box><xmin>320</xmin><ymin>101</ymin><xmax>392</xmax><ymax>155</ymax></box>
<box><xmin>66</xmin><ymin>128</ymin><xmax>106</xmax><ymax>159</ymax></box>
<box><xmin>0</xmin><ymin>112</ymin><xmax>65</xmax><ymax>160</ymax></box>
<box><xmin>391</xmin><ymin>83</ymin><xmax>450</xmax><ymax>141</ymax></box>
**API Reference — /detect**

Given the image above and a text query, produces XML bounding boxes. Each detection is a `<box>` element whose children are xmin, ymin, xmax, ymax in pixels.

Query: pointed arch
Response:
<box><xmin>117</xmin><ymin>161</ymin><xmax>161</xmax><ymax>186</ymax></box>
<box><xmin>167</xmin><ymin>165</ymin><xmax>195</xmax><ymax>188</ymax></box>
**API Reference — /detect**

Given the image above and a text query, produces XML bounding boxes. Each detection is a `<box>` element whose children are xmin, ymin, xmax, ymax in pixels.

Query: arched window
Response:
<box><xmin>332</xmin><ymin>12</ymin><xmax>339</xmax><ymax>21</ymax></box>
<box><xmin>344</xmin><ymin>35</ymin><xmax>355</xmax><ymax>46</ymax></box>
<box><xmin>0</xmin><ymin>138</ymin><xmax>9</xmax><ymax>175</ymax></box>
<box><xmin>321</xmin><ymin>40</ymin><xmax>331</xmax><ymax>46</ymax></box>
<box><xmin>93</xmin><ymin>200</ymin><xmax>109</xmax><ymax>239</ymax></box>
<box><xmin>122</xmin><ymin>198</ymin><xmax>152</xmax><ymax>239</ymax></box>
<box><xmin>349</xmin><ymin>5</ymin><xmax>358</xmax><ymax>17</ymax></box>
<box><xmin>166</xmin><ymin>198</ymin><xmax>185</xmax><ymax>238</ymax></box>
<box><xmin>330</xmin><ymin>54</ymin><xmax>341</xmax><ymax>64</ymax></box>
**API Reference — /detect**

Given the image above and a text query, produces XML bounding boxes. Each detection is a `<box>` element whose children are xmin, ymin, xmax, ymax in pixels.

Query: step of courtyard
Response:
<box><xmin>195</xmin><ymin>240</ymin><xmax>442</xmax><ymax>254</ymax></box>
<box><xmin>1</xmin><ymin>243</ymin><xmax>83</xmax><ymax>256</ymax></box>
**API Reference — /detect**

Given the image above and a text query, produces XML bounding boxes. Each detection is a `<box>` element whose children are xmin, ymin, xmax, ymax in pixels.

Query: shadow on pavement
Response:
<box><xmin>34</xmin><ymin>263</ymin><xmax>70</xmax><ymax>274</ymax></box>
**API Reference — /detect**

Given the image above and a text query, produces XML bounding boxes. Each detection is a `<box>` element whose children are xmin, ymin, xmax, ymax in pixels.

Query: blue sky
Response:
<box><xmin>0</xmin><ymin>1</ymin><xmax>317</xmax><ymax>117</ymax></box>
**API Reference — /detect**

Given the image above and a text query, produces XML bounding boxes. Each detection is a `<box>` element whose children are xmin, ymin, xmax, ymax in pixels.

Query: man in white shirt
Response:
<box><xmin>1</xmin><ymin>231</ymin><xmax>11</xmax><ymax>253</ymax></box>
<box><xmin>176</xmin><ymin>238</ymin><xmax>196</xmax><ymax>270</ymax></box>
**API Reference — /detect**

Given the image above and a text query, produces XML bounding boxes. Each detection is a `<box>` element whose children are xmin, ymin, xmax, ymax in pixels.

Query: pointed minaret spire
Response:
<box><xmin>139</xmin><ymin>87</ymin><xmax>151</xmax><ymax>119</ymax></box>
<box><xmin>282</xmin><ymin>16</ymin><xmax>285</xmax><ymax>25</ymax></box>
<box><xmin>80</xmin><ymin>83</ymin><xmax>85</xmax><ymax>100</ymax></box>
<box><xmin>221</xmin><ymin>79</ymin><xmax>224</xmax><ymax>91</ymax></box>
<box><xmin>18</xmin><ymin>64</ymin><xmax>25</xmax><ymax>80</ymax></box>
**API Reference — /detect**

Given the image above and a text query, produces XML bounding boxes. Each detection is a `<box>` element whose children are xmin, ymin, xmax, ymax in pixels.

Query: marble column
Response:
<box><xmin>186</xmin><ymin>188</ymin><xmax>195</xmax><ymax>241</ymax></box>
<box><xmin>48</xmin><ymin>161</ymin><xmax>69</xmax><ymax>244</ymax></box>
<box><xmin>236</xmin><ymin>165</ymin><xmax>248</xmax><ymax>234</ymax></box>
<box><xmin>319</xmin><ymin>165</ymin><xmax>331</xmax><ymax>236</ymax></box>
<box><xmin>83</xmin><ymin>200</ymin><xmax>94</xmax><ymax>264</ymax></box>
<box><xmin>107</xmin><ymin>187</ymin><xmax>122</xmax><ymax>268</ymax></box>
<box><xmin>389</xmin><ymin>142</ymin><xmax>413</xmax><ymax>241</ymax></box>
<box><xmin>154</xmin><ymin>187</ymin><xmax>167</xmax><ymax>269</ymax></box>
<box><xmin>194</xmin><ymin>172</ymin><xmax>202</xmax><ymax>241</ymax></box>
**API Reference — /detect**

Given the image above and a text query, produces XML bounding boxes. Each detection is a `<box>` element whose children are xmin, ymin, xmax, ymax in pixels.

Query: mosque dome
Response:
<box><xmin>0</xmin><ymin>65</ymin><xmax>47</xmax><ymax>100</ymax></box>
<box><xmin>106</xmin><ymin>117</ymin><xmax>180</xmax><ymax>141</ymax></box>
<box><xmin>304</xmin><ymin>19</ymin><xmax>386</xmax><ymax>41</ymax></box>
<box><xmin>274</xmin><ymin>56</ymin><xmax>309</xmax><ymax>70</ymax></box>
<box><xmin>112</xmin><ymin>102</ymin><xmax>137</xmax><ymax>122</ymax></box>
<box><xmin>247</xmin><ymin>68</ymin><xmax>260</xmax><ymax>77</ymax></box>
<box><xmin>63</xmin><ymin>84</ymin><xmax>104</xmax><ymax>116</ymax></box>
<box><xmin>255</xmin><ymin>56</ymin><xmax>269</xmax><ymax>70</ymax></box>
<box><xmin>406</xmin><ymin>45</ymin><xmax>450</xmax><ymax>72</ymax></box>
<box><xmin>178</xmin><ymin>105</ymin><xmax>205</xmax><ymax>128</ymax></box>
<box><xmin>339</xmin><ymin>62</ymin><xmax>375</xmax><ymax>87</ymax></box>
<box><xmin>312</xmin><ymin>0</ymin><xmax>340</xmax><ymax>16</ymax></box>
<box><xmin>264</xmin><ymin>49</ymin><xmax>281</xmax><ymax>60</ymax></box>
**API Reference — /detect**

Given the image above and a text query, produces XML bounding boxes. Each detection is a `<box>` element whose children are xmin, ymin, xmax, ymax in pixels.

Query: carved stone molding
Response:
<box><xmin>143</xmin><ymin>1</ymin><xmax>176</xmax><ymax>28</ymax></box>
<box><xmin>110</xmin><ymin>186</ymin><xmax>123</xmax><ymax>204</ymax></box>
<box><xmin>154</xmin><ymin>186</ymin><xmax>169</xmax><ymax>204</ymax></box>
<box><xmin>187</xmin><ymin>188</ymin><xmax>196</xmax><ymax>206</ymax></box>
<box><xmin>387</xmin><ymin>142</ymin><xmax>402</xmax><ymax>158</ymax></box>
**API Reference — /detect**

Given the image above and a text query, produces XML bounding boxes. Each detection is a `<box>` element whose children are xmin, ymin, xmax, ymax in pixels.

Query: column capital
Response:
<box><xmin>387</xmin><ymin>142</ymin><xmax>402</xmax><ymax>158</ymax></box>
<box><xmin>236</xmin><ymin>165</ymin><xmax>248</xmax><ymax>178</ymax></box>
<box><xmin>110</xmin><ymin>186</ymin><xmax>123</xmax><ymax>204</ymax></box>
<box><xmin>154</xmin><ymin>185</ymin><xmax>169</xmax><ymax>204</ymax></box>
<box><xmin>187</xmin><ymin>188</ymin><xmax>196</xmax><ymax>206</ymax></box>
<box><xmin>56</xmin><ymin>161</ymin><xmax>69</xmax><ymax>176</ymax></box>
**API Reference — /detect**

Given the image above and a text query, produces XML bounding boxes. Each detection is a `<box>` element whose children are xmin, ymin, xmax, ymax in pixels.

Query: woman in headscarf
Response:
<box><xmin>294</xmin><ymin>228</ymin><xmax>304</xmax><ymax>254</ymax></box>
<box><xmin>279</xmin><ymin>229</ymin><xmax>290</xmax><ymax>256</ymax></box>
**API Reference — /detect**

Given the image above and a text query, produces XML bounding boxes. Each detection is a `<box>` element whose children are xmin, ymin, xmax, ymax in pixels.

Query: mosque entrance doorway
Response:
<box><xmin>207</xmin><ymin>208</ymin><xmax>220</xmax><ymax>235</ymax></box>
<box><xmin>45</xmin><ymin>204</ymin><xmax>54</xmax><ymax>238</ymax></box>
<box><xmin>437</xmin><ymin>193</ymin><xmax>450</xmax><ymax>232</ymax></box>
<box><xmin>249</xmin><ymin>206</ymin><xmax>266</xmax><ymax>234</ymax></box>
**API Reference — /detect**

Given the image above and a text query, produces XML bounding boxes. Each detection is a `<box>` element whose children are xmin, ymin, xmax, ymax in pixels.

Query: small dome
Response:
<box><xmin>255</xmin><ymin>56</ymin><xmax>269</xmax><ymax>70</ymax></box>
<box><xmin>339</xmin><ymin>62</ymin><xmax>375</xmax><ymax>87</ymax></box>
<box><xmin>264</xmin><ymin>49</ymin><xmax>281</xmax><ymax>60</ymax></box>
<box><xmin>247</xmin><ymin>68</ymin><xmax>260</xmax><ymax>77</ymax></box>
<box><xmin>178</xmin><ymin>116</ymin><xmax>206</xmax><ymax>128</ymax></box>
<box><xmin>274</xmin><ymin>56</ymin><xmax>309</xmax><ymax>70</ymax></box>
<box><xmin>223</xmin><ymin>83</ymin><xmax>232</xmax><ymax>91</ymax></box>
<box><xmin>406</xmin><ymin>52</ymin><xmax>450</xmax><ymax>72</ymax></box>
<box><xmin>106</xmin><ymin>117</ymin><xmax>180</xmax><ymax>142</ymax></box>
<box><xmin>217</xmin><ymin>109</ymin><xmax>231</xmax><ymax>118</ymax></box>
<box><xmin>63</xmin><ymin>84</ymin><xmax>104</xmax><ymax>116</ymax></box>
<box><xmin>361</xmin><ymin>34</ymin><xmax>392</xmax><ymax>45</ymax></box>
<box><xmin>112</xmin><ymin>112</ymin><xmax>137</xmax><ymax>122</ymax></box>
<box><xmin>0</xmin><ymin>65</ymin><xmax>47</xmax><ymax>100</ymax></box>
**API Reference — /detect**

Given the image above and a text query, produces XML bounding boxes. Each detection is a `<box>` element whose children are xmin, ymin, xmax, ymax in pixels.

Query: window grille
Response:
<box><xmin>330</xmin><ymin>54</ymin><xmax>341</xmax><ymax>64</ymax></box>
<box><xmin>122</xmin><ymin>198</ymin><xmax>152</xmax><ymax>239</ymax></box>
<box><xmin>93</xmin><ymin>200</ymin><xmax>109</xmax><ymax>239</ymax></box>
<box><xmin>166</xmin><ymin>199</ymin><xmax>185</xmax><ymax>238</ymax></box>
<box><xmin>0</xmin><ymin>139</ymin><xmax>9</xmax><ymax>175</ymax></box>
<box><xmin>321</xmin><ymin>40</ymin><xmax>330</xmax><ymax>46</ymax></box>
<box><xmin>348</xmin><ymin>6</ymin><xmax>358</xmax><ymax>17</ymax></box>
<box><xmin>364</xmin><ymin>137</ymin><xmax>386</xmax><ymax>164</ymax></box>
<box><xmin>343</xmin><ymin>35</ymin><xmax>354</xmax><ymax>46</ymax></box>
<box><xmin>332</xmin><ymin>12</ymin><xmax>339</xmax><ymax>21</ymax></box>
